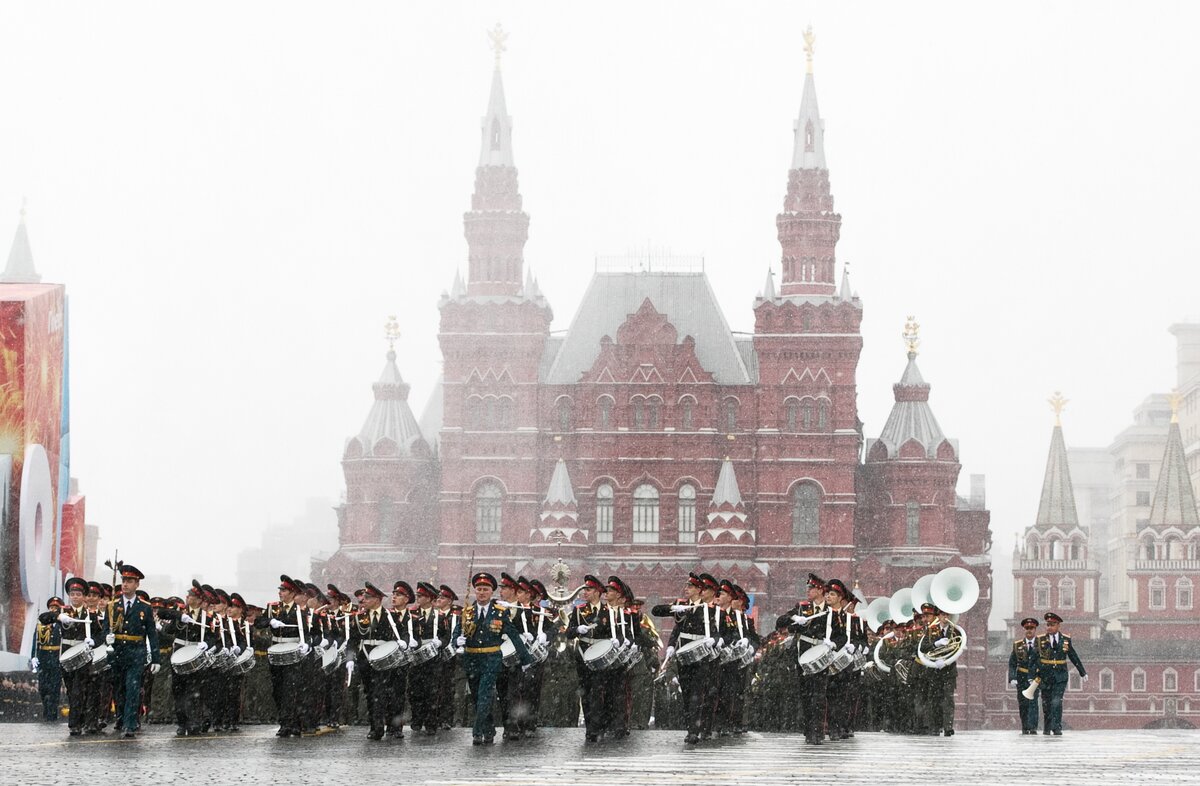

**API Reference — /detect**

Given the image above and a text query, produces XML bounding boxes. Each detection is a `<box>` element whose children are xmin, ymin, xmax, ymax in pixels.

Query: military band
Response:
<box><xmin>35</xmin><ymin>559</ymin><xmax>1065</xmax><ymax>745</ymax></box>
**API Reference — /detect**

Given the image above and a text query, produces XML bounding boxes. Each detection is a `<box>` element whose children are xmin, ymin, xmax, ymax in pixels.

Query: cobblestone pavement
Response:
<box><xmin>4</xmin><ymin>724</ymin><xmax>1199</xmax><ymax>785</ymax></box>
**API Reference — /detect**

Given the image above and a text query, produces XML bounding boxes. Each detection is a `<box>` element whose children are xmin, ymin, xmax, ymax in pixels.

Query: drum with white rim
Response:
<box><xmin>409</xmin><ymin>640</ymin><xmax>440</xmax><ymax>666</ymax></box>
<box><xmin>60</xmin><ymin>642</ymin><xmax>92</xmax><ymax>673</ymax></box>
<box><xmin>582</xmin><ymin>639</ymin><xmax>621</xmax><ymax>672</ymax></box>
<box><xmin>797</xmin><ymin>643</ymin><xmax>833</xmax><ymax>675</ymax></box>
<box><xmin>366</xmin><ymin>641</ymin><xmax>406</xmax><ymax>671</ymax></box>
<box><xmin>731</xmin><ymin>638</ymin><xmax>756</xmax><ymax>668</ymax></box>
<box><xmin>674</xmin><ymin>638</ymin><xmax>716</xmax><ymax>666</ymax></box>
<box><xmin>826</xmin><ymin>646</ymin><xmax>855</xmax><ymax>676</ymax></box>
<box><xmin>266</xmin><ymin>642</ymin><xmax>304</xmax><ymax>667</ymax></box>
<box><xmin>171</xmin><ymin>643</ymin><xmax>214</xmax><ymax>675</ymax></box>
<box><xmin>526</xmin><ymin>640</ymin><xmax>549</xmax><ymax>666</ymax></box>
<box><xmin>228</xmin><ymin>647</ymin><xmax>256</xmax><ymax>675</ymax></box>
<box><xmin>320</xmin><ymin>644</ymin><xmax>342</xmax><ymax>674</ymax></box>
<box><xmin>89</xmin><ymin>644</ymin><xmax>111</xmax><ymax>675</ymax></box>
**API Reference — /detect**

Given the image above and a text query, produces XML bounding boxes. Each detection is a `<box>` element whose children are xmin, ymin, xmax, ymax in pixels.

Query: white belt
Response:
<box><xmin>62</xmin><ymin>639</ymin><xmax>83</xmax><ymax>646</ymax></box>
<box><xmin>272</xmin><ymin>636</ymin><xmax>300</xmax><ymax>644</ymax></box>
<box><xmin>361</xmin><ymin>639</ymin><xmax>388</xmax><ymax>647</ymax></box>
<box><xmin>798</xmin><ymin>635</ymin><xmax>823</xmax><ymax>645</ymax></box>
<box><xmin>578</xmin><ymin>637</ymin><xmax>597</xmax><ymax>645</ymax></box>
<box><xmin>679</xmin><ymin>633</ymin><xmax>705</xmax><ymax>641</ymax></box>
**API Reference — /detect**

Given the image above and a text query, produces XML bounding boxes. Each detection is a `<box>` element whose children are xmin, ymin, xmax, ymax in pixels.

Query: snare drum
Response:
<box><xmin>500</xmin><ymin>639</ymin><xmax>521</xmax><ymax>668</ymax></box>
<box><xmin>623</xmin><ymin>646</ymin><xmax>644</xmax><ymax>671</ymax></box>
<box><xmin>171</xmin><ymin>644</ymin><xmax>214</xmax><ymax>675</ymax></box>
<box><xmin>366</xmin><ymin>641</ymin><xmax>406</xmax><ymax>671</ymax></box>
<box><xmin>675</xmin><ymin>638</ymin><xmax>716</xmax><ymax>666</ymax></box>
<box><xmin>60</xmin><ymin>642</ymin><xmax>92</xmax><ymax>673</ymax></box>
<box><xmin>409</xmin><ymin>640</ymin><xmax>440</xmax><ymax>666</ymax></box>
<box><xmin>731</xmin><ymin>639</ymin><xmax>756</xmax><ymax>668</ymax></box>
<box><xmin>266</xmin><ymin>642</ymin><xmax>304</xmax><ymax>667</ymax></box>
<box><xmin>89</xmin><ymin>644</ymin><xmax>111</xmax><ymax>675</ymax></box>
<box><xmin>582</xmin><ymin>639</ymin><xmax>621</xmax><ymax>672</ymax></box>
<box><xmin>797</xmin><ymin>643</ymin><xmax>833</xmax><ymax>675</ymax></box>
<box><xmin>229</xmin><ymin>647</ymin><xmax>256</xmax><ymax>675</ymax></box>
<box><xmin>826</xmin><ymin>646</ymin><xmax>855</xmax><ymax>675</ymax></box>
<box><xmin>320</xmin><ymin>645</ymin><xmax>341</xmax><ymax>674</ymax></box>
<box><xmin>526</xmin><ymin>640</ymin><xmax>549</xmax><ymax>666</ymax></box>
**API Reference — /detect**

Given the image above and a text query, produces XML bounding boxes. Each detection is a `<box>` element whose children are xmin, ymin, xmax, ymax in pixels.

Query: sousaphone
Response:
<box><xmin>929</xmin><ymin>567</ymin><xmax>979</xmax><ymax>615</ymax></box>
<box><xmin>888</xmin><ymin>588</ymin><xmax>915</xmax><ymax>624</ymax></box>
<box><xmin>863</xmin><ymin>597</ymin><xmax>893</xmax><ymax>632</ymax></box>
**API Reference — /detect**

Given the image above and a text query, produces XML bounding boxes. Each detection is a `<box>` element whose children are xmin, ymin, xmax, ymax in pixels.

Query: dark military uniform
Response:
<box><xmin>58</xmin><ymin>581</ymin><xmax>104</xmax><ymax>735</ymax></box>
<box><xmin>566</xmin><ymin>596</ymin><xmax>612</xmax><ymax>741</ymax></box>
<box><xmin>349</xmin><ymin>596</ymin><xmax>398</xmax><ymax>739</ymax></box>
<box><xmin>1008</xmin><ymin>620</ymin><xmax>1041</xmax><ymax>733</ymax></box>
<box><xmin>31</xmin><ymin>604</ymin><xmax>63</xmax><ymax>721</ymax></box>
<box><xmin>163</xmin><ymin>601</ymin><xmax>219</xmax><ymax>735</ymax></box>
<box><xmin>664</xmin><ymin>599</ymin><xmax>718</xmax><ymax>744</ymax></box>
<box><xmin>107</xmin><ymin>580</ymin><xmax>160</xmax><ymax>736</ymax></box>
<box><xmin>254</xmin><ymin>579</ymin><xmax>307</xmax><ymax>737</ymax></box>
<box><xmin>1035</xmin><ymin>621</ymin><xmax>1085</xmax><ymax>735</ymax></box>
<box><xmin>461</xmin><ymin>574</ymin><xmax>530</xmax><ymax>744</ymax></box>
<box><xmin>916</xmin><ymin>617</ymin><xmax>958</xmax><ymax>735</ymax></box>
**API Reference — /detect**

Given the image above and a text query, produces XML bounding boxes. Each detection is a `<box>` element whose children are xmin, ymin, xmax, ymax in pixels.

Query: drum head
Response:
<box><xmin>369</xmin><ymin>641</ymin><xmax>399</xmax><ymax>661</ymax></box>
<box><xmin>678</xmin><ymin>639</ymin><xmax>706</xmax><ymax>655</ymax></box>
<box><xmin>584</xmin><ymin>640</ymin><xmax>614</xmax><ymax>660</ymax></box>
<box><xmin>500</xmin><ymin>639</ymin><xmax>516</xmax><ymax>656</ymax></box>
<box><xmin>798</xmin><ymin>643</ymin><xmax>829</xmax><ymax>665</ymax></box>
<box><xmin>171</xmin><ymin>645</ymin><xmax>199</xmax><ymax>665</ymax></box>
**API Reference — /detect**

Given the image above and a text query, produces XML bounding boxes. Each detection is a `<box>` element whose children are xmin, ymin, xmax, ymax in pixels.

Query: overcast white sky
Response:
<box><xmin>2</xmin><ymin>3</ymin><xmax>1197</xmax><ymax>626</ymax></box>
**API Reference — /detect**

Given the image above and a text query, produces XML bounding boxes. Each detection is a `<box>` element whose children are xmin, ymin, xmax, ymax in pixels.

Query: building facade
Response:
<box><xmin>318</xmin><ymin>44</ymin><xmax>994</xmax><ymax>725</ymax></box>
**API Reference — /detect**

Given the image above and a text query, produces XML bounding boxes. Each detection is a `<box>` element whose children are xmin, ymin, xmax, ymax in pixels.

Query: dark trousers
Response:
<box><xmin>64</xmin><ymin>669</ymin><xmax>93</xmax><ymax>731</ymax></box>
<box><xmin>359</xmin><ymin>661</ymin><xmax>392</xmax><ymax>733</ymax></box>
<box><xmin>171</xmin><ymin>670</ymin><xmax>204</xmax><ymax>731</ymax></box>
<box><xmin>409</xmin><ymin>660</ymin><xmax>438</xmax><ymax>731</ymax></box>
<box><xmin>827</xmin><ymin>669</ymin><xmax>851</xmax><ymax>736</ymax></box>
<box><xmin>600</xmin><ymin>668</ymin><xmax>628</xmax><ymax>735</ymax></box>
<box><xmin>386</xmin><ymin>666</ymin><xmax>409</xmax><ymax>733</ymax></box>
<box><xmin>799</xmin><ymin>671</ymin><xmax>828</xmax><ymax>741</ymax></box>
<box><xmin>436</xmin><ymin>657</ymin><xmax>456</xmax><ymax>727</ymax></box>
<box><xmin>268</xmin><ymin>662</ymin><xmax>302</xmax><ymax>732</ymax></box>
<box><xmin>37</xmin><ymin>659</ymin><xmax>62</xmax><ymax>721</ymax></box>
<box><xmin>677</xmin><ymin>661</ymin><xmax>711</xmax><ymax>737</ymax></box>
<box><xmin>111</xmin><ymin>645</ymin><xmax>146</xmax><ymax>733</ymax></box>
<box><xmin>715</xmin><ymin>662</ymin><xmax>742</xmax><ymax>732</ymax></box>
<box><xmin>526</xmin><ymin>661</ymin><xmax>546</xmax><ymax>731</ymax></box>
<box><xmin>464</xmin><ymin>652</ymin><xmax>502</xmax><ymax>739</ymax></box>
<box><xmin>323</xmin><ymin>664</ymin><xmax>345</xmax><ymax>725</ymax></box>
<box><xmin>576</xmin><ymin>660</ymin><xmax>605</xmax><ymax>736</ymax></box>
<box><xmin>925</xmin><ymin>666</ymin><xmax>956</xmax><ymax>732</ymax></box>
<box><xmin>1041</xmin><ymin>676</ymin><xmax>1066</xmax><ymax>732</ymax></box>
<box><xmin>1016</xmin><ymin>680</ymin><xmax>1039</xmax><ymax>730</ymax></box>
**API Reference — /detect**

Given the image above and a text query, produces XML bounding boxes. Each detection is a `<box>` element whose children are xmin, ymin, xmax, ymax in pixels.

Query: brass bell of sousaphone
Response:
<box><xmin>863</xmin><ymin>597</ymin><xmax>893</xmax><ymax>632</ymax></box>
<box><xmin>929</xmin><ymin>566</ymin><xmax>980</xmax><ymax>615</ymax></box>
<box><xmin>910</xmin><ymin>573</ymin><xmax>938</xmax><ymax>611</ymax></box>
<box><xmin>888</xmin><ymin>587</ymin><xmax>915</xmax><ymax>624</ymax></box>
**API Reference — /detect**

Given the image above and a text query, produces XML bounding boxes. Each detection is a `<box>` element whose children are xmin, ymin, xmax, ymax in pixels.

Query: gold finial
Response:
<box><xmin>384</xmin><ymin>315</ymin><xmax>400</xmax><ymax>351</ymax></box>
<box><xmin>902</xmin><ymin>315</ymin><xmax>920</xmax><ymax>356</ymax></box>
<box><xmin>803</xmin><ymin>25</ymin><xmax>816</xmax><ymax>75</ymax></box>
<box><xmin>488</xmin><ymin>22</ymin><xmax>508</xmax><ymax>69</ymax></box>
<box><xmin>1048</xmin><ymin>391</ymin><xmax>1068</xmax><ymax>427</ymax></box>
<box><xmin>1169</xmin><ymin>389</ymin><xmax>1181</xmax><ymax>424</ymax></box>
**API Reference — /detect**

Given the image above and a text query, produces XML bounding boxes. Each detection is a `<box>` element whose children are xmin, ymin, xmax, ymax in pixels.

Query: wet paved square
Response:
<box><xmin>2</xmin><ymin>724</ymin><xmax>1199</xmax><ymax>785</ymax></box>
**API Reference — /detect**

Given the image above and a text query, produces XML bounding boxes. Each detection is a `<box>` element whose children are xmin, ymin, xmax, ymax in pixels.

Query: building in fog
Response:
<box><xmin>989</xmin><ymin>325</ymin><xmax>1200</xmax><ymax>729</ymax></box>
<box><xmin>317</xmin><ymin>41</ymin><xmax>996</xmax><ymax>726</ymax></box>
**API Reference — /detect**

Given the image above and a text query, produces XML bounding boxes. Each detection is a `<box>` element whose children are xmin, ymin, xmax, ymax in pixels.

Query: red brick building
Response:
<box><xmin>319</xmin><ymin>50</ymin><xmax>994</xmax><ymax>725</ymax></box>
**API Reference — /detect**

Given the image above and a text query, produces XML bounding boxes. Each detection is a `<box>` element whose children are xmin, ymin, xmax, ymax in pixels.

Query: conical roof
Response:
<box><xmin>1147</xmin><ymin>421</ymin><xmax>1200</xmax><ymax>531</ymax></box>
<box><xmin>790</xmin><ymin>72</ymin><xmax>827</xmax><ymax>170</ymax></box>
<box><xmin>478</xmin><ymin>68</ymin><xmax>515</xmax><ymax>167</ymax></box>
<box><xmin>354</xmin><ymin>350</ymin><xmax>425</xmax><ymax>457</ymax></box>
<box><xmin>1034</xmin><ymin>425</ymin><xmax>1079</xmax><ymax>529</ymax></box>
<box><xmin>543</xmin><ymin>459</ymin><xmax>577</xmax><ymax>506</ymax></box>
<box><xmin>875</xmin><ymin>353</ymin><xmax>952</xmax><ymax>460</ymax></box>
<box><xmin>2</xmin><ymin>207</ymin><xmax>40</xmax><ymax>283</ymax></box>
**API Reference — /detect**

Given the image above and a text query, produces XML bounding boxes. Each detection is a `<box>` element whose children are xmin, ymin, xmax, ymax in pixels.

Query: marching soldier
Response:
<box><xmin>349</xmin><ymin>581</ymin><xmax>396</xmax><ymax>740</ymax></box>
<box><xmin>501</xmin><ymin>575</ymin><xmax>539</xmax><ymax>740</ymax></box>
<box><xmin>387</xmin><ymin>580</ymin><xmax>419</xmax><ymax>738</ymax></box>
<box><xmin>1035</xmin><ymin>611</ymin><xmax>1086</xmax><ymax>735</ymax></box>
<box><xmin>915</xmin><ymin>603</ymin><xmax>958</xmax><ymax>736</ymax></box>
<box><xmin>410</xmin><ymin>581</ymin><xmax>447</xmax><ymax>735</ymax></box>
<box><xmin>105</xmin><ymin>564</ymin><xmax>160</xmax><ymax>738</ymax></box>
<box><xmin>1008</xmin><ymin>616</ymin><xmax>1040</xmax><ymax>734</ymax></box>
<box><xmin>724</xmin><ymin>584</ymin><xmax>758</xmax><ymax>735</ymax></box>
<box><xmin>823</xmin><ymin>579</ymin><xmax>855</xmax><ymax>740</ymax></box>
<box><xmin>30</xmin><ymin>596</ymin><xmax>65</xmax><ymax>722</ymax></box>
<box><xmin>255</xmin><ymin>574</ymin><xmax>309</xmax><ymax>737</ymax></box>
<box><xmin>660</xmin><ymin>572</ymin><xmax>717</xmax><ymax>745</ymax></box>
<box><xmin>434</xmin><ymin>584</ymin><xmax>461</xmax><ymax>730</ymax></box>
<box><xmin>524</xmin><ymin>578</ymin><xmax>556</xmax><ymax>735</ymax></box>
<box><xmin>59</xmin><ymin>578</ymin><xmax>101</xmax><ymax>735</ymax></box>
<box><xmin>323</xmin><ymin>584</ymin><xmax>354</xmax><ymax>729</ymax></box>
<box><xmin>456</xmin><ymin>572</ymin><xmax>530</xmax><ymax>745</ymax></box>
<box><xmin>566</xmin><ymin>574</ymin><xmax>609</xmax><ymax>742</ymax></box>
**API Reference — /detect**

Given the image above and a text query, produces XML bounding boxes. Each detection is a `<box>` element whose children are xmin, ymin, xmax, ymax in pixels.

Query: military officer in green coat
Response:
<box><xmin>455</xmin><ymin>572</ymin><xmax>531</xmax><ymax>745</ymax></box>
<box><xmin>1008</xmin><ymin>617</ymin><xmax>1040</xmax><ymax>733</ymax></box>
<box><xmin>1034</xmin><ymin>611</ymin><xmax>1086</xmax><ymax>735</ymax></box>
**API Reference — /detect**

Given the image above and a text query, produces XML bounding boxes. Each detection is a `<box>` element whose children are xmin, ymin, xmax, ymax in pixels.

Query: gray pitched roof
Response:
<box><xmin>417</xmin><ymin>375</ymin><xmax>444</xmax><ymax>457</ymax></box>
<box><xmin>1035</xmin><ymin>425</ymin><xmax>1080</xmax><ymax>529</ymax></box>
<box><xmin>355</xmin><ymin>350</ymin><xmax>426</xmax><ymax>457</ymax></box>
<box><xmin>1148</xmin><ymin>421</ymin><xmax>1200</xmax><ymax>531</ymax></box>
<box><xmin>874</xmin><ymin>353</ymin><xmax>953</xmax><ymax>460</ymax></box>
<box><xmin>543</xmin><ymin>272</ymin><xmax>752</xmax><ymax>385</ymax></box>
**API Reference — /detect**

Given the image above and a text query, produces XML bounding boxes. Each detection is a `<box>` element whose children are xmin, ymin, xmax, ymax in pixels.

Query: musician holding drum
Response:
<box><xmin>660</xmin><ymin>572</ymin><xmax>718</xmax><ymax>746</ymax></box>
<box><xmin>410</xmin><ymin>581</ymin><xmax>449</xmax><ymax>736</ymax></box>
<box><xmin>433</xmin><ymin>583</ymin><xmax>462</xmax><ymax>731</ymax></box>
<box><xmin>566</xmin><ymin>574</ymin><xmax>610</xmax><ymax>742</ymax></box>
<box><xmin>255</xmin><ymin>574</ymin><xmax>309</xmax><ymax>737</ymax></box>
<box><xmin>348</xmin><ymin>581</ymin><xmax>398</xmax><ymax>740</ymax></box>
<box><xmin>58</xmin><ymin>577</ymin><xmax>102</xmax><ymax>736</ymax></box>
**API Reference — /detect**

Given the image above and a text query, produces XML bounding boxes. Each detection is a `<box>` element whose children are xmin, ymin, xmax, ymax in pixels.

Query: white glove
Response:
<box><xmin>84</xmin><ymin>637</ymin><xmax>95</xmax><ymax>648</ymax></box>
<box><xmin>58</xmin><ymin>613</ymin><xmax>75</xmax><ymax>625</ymax></box>
<box><xmin>521</xmin><ymin>662</ymin><xmax>533</xmax><ymax>673</ymax></box>
<box><xmin>738</xmin><ymin>637</ymin><xmax>749</xmax><ymax>647</ymax></box>
<box><xmin>933</xmin><ymin>658</ymin><xmax>946</xmax><ymax>670</ymax></box>
<box><xmin>180</xmin><ymin>613</ymin><xmax>195</xmax><ymax>625</ymax></box>
<box><xmin>823</xmin><ymin>638</ymin><xmax>834</xmax><ymax>648</ymax></box>
<box><xmin>269</xmin><ymin>618</ymin><xmax>285</xmax><ymax>630</ymax></box>
<box><xmin>149</xmin><ymin>664</ymin><xmax>161</xmax><ymax>675</ymax></box>
<box><xmin>298</xmin><ymin>643</ymin><xmax>311</xmax><ymax>656</ymax></box>
<box><xmin>396</xmin><ymin>639</ymin><xmax>409</xmax><ymax>650</ymax></box>
<box><xmin>455</xmin><ymin>635</ymin><xmax>467</xmax><ymax>647</ymax></box>
<box><xmin>345</xmin><ymin>660</ymin><xmax>355</xmax><ymax>676</ymax></box>
<box><xmin>29</xmin><ymin>658</ymin><xmax>38</xmax><ymax>672</ymax></box>
<box><xmin>664</xmin><ymin>646</ymin><xmax>675</xmax><ymax>659</ymax></box>
<box><xmin>577</xmin><ymin>625</ymin><xmax>593</xmax><ymax>634</ymax></box>
<box><xmin>1009</xmin><ymin>679</ymin><xmax>1018</xmax><ymax>688</ymax></box>
<box><xmin>790</xmin><ymin>614</ymin><xmax>806</xmax><ymax>624</ymax></box>
<box><xmin>105</xmin><ymin>633</ymin><xmax>115</xmax><ymax>646</ymax></box>
<box><xmin>407</xmin><ymin>638</ymin><xmax>418</xmax><ymax>649</ymax></box>
<box><xmin>670</xmin><ymin>604</ymin><xmax>691</xmax><ymax>613</ymax></box>
<box><xmin>715</xmin><ymin>638</ymin><xmax>725</xmax><ymax>648</ymax></box>
<box><xmin>521</xmin><ymin>632</ymin><xmax>534</xmax><ymax>643</ymax></box>
<box><xmin>456</xmin><ymin>647</ymin><xmax>465</xmax><ymax>655</ymax></box>
<box><xmin>1081</xmin><ymin>675</ymin><xmax>1089</xmax><ymax>683</ymax></box>
<box><xmin>155</xmin><ymin>621</ymin><xmax>163</xmax><ymax>632</ymax></box>
<box><xmin>319</xmin><ymin>638</ymin><xmax>330</xmax><ymax>650</ymax></box>
<box><xmin>195</xmin><ymin>641</ymin><xmax>208</xmax><ymax>652</ymax></box>
<box><xmin>623</xmin><ymin>639</ymin><xmax>634</xmax><ymax>649</ymax></box>
<box><xmin>844</xmin><ymin>643</ymin><xmax>855</xmax><ymax>655</ymax></box>
<box><xmin>536</xmin><ymin>633</ymin><xmax>547</xmax><ymax>645</ymax></box>
<box><xmin>934</xmin><ymin>637</ymin><xmax>949</xmax><ymax>647</ymax></box>
<box><xmin>230</xmin><ymin>646</ymin><xmax>242</xmax><ymax>656</ymax></box>
<box><xmin>704</xmin><ymin>637</ymin><xmax>716</xmax><ymax>647</ymax></box>
<box><xmin>432</xmin><ymin>638</ymin><xmax>443</xmax><ymax>649</ymax></box>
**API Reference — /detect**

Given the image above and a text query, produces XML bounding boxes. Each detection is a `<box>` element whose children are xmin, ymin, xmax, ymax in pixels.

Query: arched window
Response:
<box><xmin>1058</xmin><ymin>577</ymin><xmax>1076</xmax><ymax>610</ymax></box>
<box><xmin>1033</xmin><ymin>578</ymin><xmax>1050</xmax><ymax>610</ymax></box>
<box><xmin>483</xmin><ymin>397</ymin><xmax>497</xmax><ymax>430</ymax></box>
<box><xmin>631</xmin><ymin>397</ymin><xmax>645</xmax><ymax>430</ymax></box>
<box><xmin>1164</xmin><ymin>668</ymin><xmax>1179</xmax><ymax>692</ymax></box>
<box><xmin>1068</xmin><ymin>540</ymin><xmax>1081</xmax><ymax>561</ymax></box>
<box><xmin>801</xmin><ymin>399</ymin><xmax>814</xmax><ymax>430</ymax></box>
<box><xmin>595</xmin><ymin>484</ymin><xmax>614</xmax><ymax>544</ymax></box>
<box><xmin>556</xmin><ymin>398</ymin><xmax>572</xmax><ymax>431</ymax></box>
<box><xmin>1099</xmin><ymin>668</ymin><xmax>1114</xmax><ymax>692</ymax></box>
<box><xmin>632</xmin><ymin>484</ymin><xmax>660</xmax><ymax>544</ymax></box>
<box><xmin>785</xmin><ymin>398</ymin><xmax>799</xmax><ymax>432</ymax></box>
<box><xmin>1051</xmin><ymin>540</ymin><xmax>1064</xmax><ymax>561</ymax></box>
<box><xmin>597</xmin><ymin>396</ymin><xmax>613</xmax><ymax>430</ymax></box>
<box><xmin>646</xmin><ymin>397</ymin><xmax>661</xmax><ymax>430</ymax></box>
<box><xmin>1177</xmin><ymin>577</ymin><xmax>1193</xmax><ymax>610</ymax></box>
<box><xmin>905</xmin><ymin>501</ymin><xmax>920</xmax><ymax>545</ymax></box>
<box><xmin>1131</xmin><ymin>668</ymin><xmax>1146</xmax><ymax>692</ymax></box>
<box><xmin>1168</xmin><ymin>537</ymin><xmax>1186</xmax><ymax>560</ymax></box>
<box><xmin>679</xmin><ymin>397</ymin><xmax>695</xmax><ymax>430</ymax></box>
<box><xmin>722</xmin><ymin>399</ymin><xmax>738</xmax><ymax>432</ymax></box>
<box><xmin>1150</xmin><ymin>576</ymin><xmax>1167</xmax><ymax>610</ymax></box>
<box><xmin>791</xmin><ymin>483</ymin><xmax>820</xmax><ymax>545</ymax></box>
<box><xmin>677</xmin><ymin>484</ymin><xmax>696</xmax><ymax>544</ymax></box>
<box><xmin>497</xmin><ymin>397</ymin><xmax>513</xmax><ymax>430</ymax></box>
<box><xmin>466</xmin><ymin>397</ymin><xmax>483</xmax><ymax>431</ymax></box>
<box><xmin>475</xmin><ymin>482</ymin><xmax>503</xmax><ymax>543</ymax></box>
<box><xmin>817</xmin><ymin>398</ymin><xmax>830</xmax><ymax>430</ymax></box>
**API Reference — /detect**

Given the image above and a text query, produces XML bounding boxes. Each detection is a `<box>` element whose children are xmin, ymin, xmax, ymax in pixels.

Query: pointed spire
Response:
<box><xmin>2</xmin><ymin>200</ymin><xmax>41</xmax><ymax>284</ymax></box>
<box><xmin>523</xmin><ymin>266</ymin><xmax>535</xmax><ymax>298</ymax></box>
<box><xmin>791</xmin><ymin>27</ymin><xmax>826</xmax><ymax>171</ymax></box>
<box><xmin>875</xmin><ymin>316</ymin><xmax>952</xmax><ymax>460</ymax></box>
<box><xmin>711</xmin><ymin>457</ymin><xmax>744</xmax><ymax>508</ymax></box>
<box><xmin>839</xmin><ymin>263</ymin><xmax>852</xmax><ymax>300</ymax></box>
<box><xmin>543</xmin><ymin>459</ymin><xmax>577</xmax><ymax>506</ymax></box>
<box><xmin>1034</xmin><ymin>409</ymin><xmax>1080</xmax><ymax>529</ymax></box>
<box><xmin>479</xmin><ymin>24</ymin><xmax>514</xmax><ymax>167</ymax></box>
<box><xmin>701</xmin><ymin>457</ymin><xmax>752</xmax><ymax>544</ymax></box>
<box><xmin>761</xmin><ymin>267</ymin><xmax>777</xmax><ymax>299</ymax></box>
<box><xmin>1147</xmin><ymin>418</ymin><xmax>1200</xmax><ymax>531</ymax></box>
<box><xmin>354</xmin><ymin>322</ymin><xmax>425</xmax><ymax>457</ymax></box>
<box><xmin>450</xmin><ymin>269</ymin><xmax>466</xmax><ymax>298</ymax></box>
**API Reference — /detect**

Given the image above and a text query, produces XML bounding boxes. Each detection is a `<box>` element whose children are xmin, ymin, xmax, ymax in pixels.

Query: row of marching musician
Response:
<box><xmin>772</xmin><ymin>566</ymin><xmax>978</xmax><ymax>744</ymax></box>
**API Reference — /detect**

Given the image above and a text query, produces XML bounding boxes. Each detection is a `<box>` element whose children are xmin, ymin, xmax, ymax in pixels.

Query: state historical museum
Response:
<box><xmin>319</xmin><ymin>43</ymin><xmax>994</xmax><ymax>725</ymax></box>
